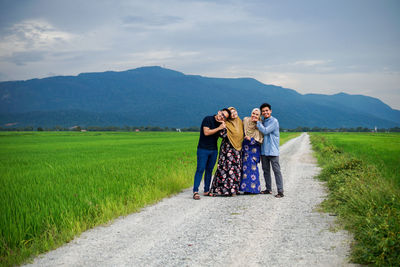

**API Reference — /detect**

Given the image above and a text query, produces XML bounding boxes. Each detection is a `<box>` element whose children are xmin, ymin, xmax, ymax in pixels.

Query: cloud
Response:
<box><xmin>12</xmin><ymin>19</ymin><xmax>73</xmax><ymax>47</ymax></box>
<box><xmin>1</xmin><ymin>51</ymin><xmax>46</xmax><ymax>66</ymax></box>
<box><xmin>0</xmin><ymin>19</ymin><xmax>76</xmax><ymax>60</ymax></box>
<box><xmin>0</xmin><ymin>0</ymin><xmax>398</xmax><ymax>109</ymax></box>
<box><xmin>256</xmin><ymin>70</ymin><xmax>400</xmax><ymax>109</ymax></box>
<box><xmin>0</xmin><ymin>72</ymin><xmax>8</xmax><ymax>80</ymax></box>
<box><xmin>121</xmin><ymin>15</ymin><xmax>183</xmax><ymax>27</ymax></box>
<box><xmin>291</xmin><ymin>60</ymin><xmax>331</xmax><ymax>67</ymax></box>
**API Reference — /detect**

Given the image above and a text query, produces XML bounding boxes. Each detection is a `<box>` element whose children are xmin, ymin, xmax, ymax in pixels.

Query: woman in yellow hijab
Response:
<box><xmin>211</xmin><ymin>107</ymin><xmax>244</xmax><ymax>196</ymax></box>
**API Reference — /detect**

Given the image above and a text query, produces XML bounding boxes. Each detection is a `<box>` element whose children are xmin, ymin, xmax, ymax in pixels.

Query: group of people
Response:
<box><xmin>193</xmin><ymin>103</ymin><xmax>284</xmax><ymax>200</ymax></box>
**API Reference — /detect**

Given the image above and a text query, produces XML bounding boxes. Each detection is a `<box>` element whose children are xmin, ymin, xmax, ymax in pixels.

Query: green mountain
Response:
<box><xmin>1</xmin><ymin>66</ymin><xmax>399</xmax><ymax>128</ymax></box>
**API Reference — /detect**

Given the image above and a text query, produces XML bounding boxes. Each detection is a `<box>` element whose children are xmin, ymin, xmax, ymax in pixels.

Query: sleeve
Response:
<box><xmin>257</xmin><ymin>119</ymin><xmax>278</xmax><ymax>135</ymax></box>
<box><xmin>202</xmin><ymin>117</ymin><xmax>212</xmax><ymax>129</ymax></box>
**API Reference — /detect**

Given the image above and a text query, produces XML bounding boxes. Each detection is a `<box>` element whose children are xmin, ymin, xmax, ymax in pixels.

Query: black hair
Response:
<box><xmin>260</xmin><ymin>103</ymin><xmax>271</xmax><ymax>110</ymax></box>
<box><xmin>221</xmin><ymin>108</ymin><xmax>231</xmax><ymax>118</ymax></box>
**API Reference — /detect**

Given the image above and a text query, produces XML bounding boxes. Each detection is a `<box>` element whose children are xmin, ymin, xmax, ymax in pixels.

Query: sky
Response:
<box><xmin>0</xmin><ymin>0</ymin><xmax>399</xmax><ymax>109</ymax></box>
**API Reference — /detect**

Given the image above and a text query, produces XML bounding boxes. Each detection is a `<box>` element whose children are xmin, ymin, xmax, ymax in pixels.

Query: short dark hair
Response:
<box><xmin>221</xmin><ymin>108</ymin><xmax>231</xmax><ymax>118</ymax></box>
<box><xmin>260</xmin><ymin>103</ymin><xmax>271</xmax><ymax>110</ymax></box>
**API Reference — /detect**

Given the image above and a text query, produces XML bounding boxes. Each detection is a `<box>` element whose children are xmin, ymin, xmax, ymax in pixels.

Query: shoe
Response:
<box><xmin>193</xmin><ymin>192</ymin><xmax>200</xmax><ymax>200</ymax></box>
<box><xmin>260</xmin><ymin>190</ymin><xmax>272</xmax><ymax>194</ymax></box>
<box><xmin>275</xmin><ymin>192</ymin><xmax>284</xmax><ymax>198</ymax></box>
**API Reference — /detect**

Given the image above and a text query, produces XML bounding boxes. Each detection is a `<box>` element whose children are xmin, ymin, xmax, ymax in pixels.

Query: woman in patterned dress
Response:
<box><xmin>211</xmin><ymin>107</ymin><xmax>244</xmax><ymax>196</ymax></box>
<box><xmin>240</xmin><ymin>108</ymin><xmax>263</xmax><ymax>194</ymax></box>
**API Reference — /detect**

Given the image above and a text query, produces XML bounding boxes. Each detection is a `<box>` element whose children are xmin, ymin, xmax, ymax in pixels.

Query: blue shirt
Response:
<box><xmin>257</xmin><ymin>116</ymin><xmax>280</xmax><ymax>156</ymax></box>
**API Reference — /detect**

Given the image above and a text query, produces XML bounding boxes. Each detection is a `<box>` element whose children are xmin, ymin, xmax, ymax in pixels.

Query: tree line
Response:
<box><xmin>282</xmin><ymin>126</ymin><xmax>400</xmax><ymax>133</ymax></box>
<box><xmin>0</xmin><ymin>125</ymin><xmax>201</xmax><ymax>132</ymax></box>
<box><xmin>1</xmin><ymin>125</ymin><xmax>399</xmax><ymax>132</ymax></box>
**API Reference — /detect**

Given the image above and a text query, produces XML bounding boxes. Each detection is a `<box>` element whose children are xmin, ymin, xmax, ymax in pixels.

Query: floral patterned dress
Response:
<box><xmin>211</xmin><ymin>129</ymin><xmax>242</xmax><ymax>196</ymax></box>
<box><xmin>240</xmin><ymin>138</ymin><xmax>261</xmax><ymax>193</ymax></box>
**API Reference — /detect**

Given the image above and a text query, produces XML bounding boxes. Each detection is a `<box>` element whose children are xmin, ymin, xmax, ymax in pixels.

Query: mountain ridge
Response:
<box><xmin>1</xmin><ymin>66</ymin><xmax>399</xmax><ymax>128</ymax></box>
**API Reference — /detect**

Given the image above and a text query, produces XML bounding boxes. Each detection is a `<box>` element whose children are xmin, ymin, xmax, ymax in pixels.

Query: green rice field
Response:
<box><xmin>310</xmin><ymin>132</ymin><xmax>400</xmax><ymax>265</ymax></box>
<box><xmin>0</xmin><ymin>131</ymin><xmax>299</xmax><ymax>266</ymax></box>
<box><xmin>314</xmin><ymin>132</ymin><xmax>400</xmax><ymax>184</ymax></box>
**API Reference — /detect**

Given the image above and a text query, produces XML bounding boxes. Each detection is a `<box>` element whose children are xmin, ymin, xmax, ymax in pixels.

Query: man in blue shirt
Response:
<box><xmin>192</xmin><ymin>108</ymin><xmax>230</xmax><ymax>200</ymax></box>
<box><xmin>256</xmin><ymin>103</ymin><xmax>284</xmax><ymax>198</ymax></box>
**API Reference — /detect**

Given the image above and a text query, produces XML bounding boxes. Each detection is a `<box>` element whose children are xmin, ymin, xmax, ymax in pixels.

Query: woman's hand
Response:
<box><xmin>245</xmin><ymin>136</ymin><xmax>251</xmax><ymax>140</ymax></box>
<box><xmin>219</xmin><ymin>121</ymin><xmax>226</xmax><ymax>130</ymax></box>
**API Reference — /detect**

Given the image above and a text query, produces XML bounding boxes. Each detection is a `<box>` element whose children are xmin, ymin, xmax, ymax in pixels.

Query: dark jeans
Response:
<box><xmin>193</xmin><ymin>148</ymin><xmax>218</xmax><ymax>193</ymax></box>
<box><xmin>261</xmin><ymin>155</ymin><xmax>283</xmax><ymax>193</ymax></box>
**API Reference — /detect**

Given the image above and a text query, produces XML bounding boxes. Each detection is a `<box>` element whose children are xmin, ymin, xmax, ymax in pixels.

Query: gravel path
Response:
<box><xmin>26</xmin><ymin>133</ymin><xmax>356</xmax><ymax>267</ymax></box>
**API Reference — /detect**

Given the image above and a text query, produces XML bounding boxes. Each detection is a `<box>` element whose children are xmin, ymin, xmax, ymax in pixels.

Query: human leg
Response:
<box><xmin>270</xmin><ymin>156</ymin><xmax>284</xmax><ymax>194</ymax></box>
<box><xmin>193</xmin><ymin>148</ymin><xmax>209</xmax><ymax>193</ymax></box>
<box><xmin>203</xmin><ymin>149</ymin><xmax>218</xmax><ymax>193</ymax></box>
<box><xmin>261</xmin><ymin>155</ymin><xmax>272</xmax><ymax>192</ymax></box>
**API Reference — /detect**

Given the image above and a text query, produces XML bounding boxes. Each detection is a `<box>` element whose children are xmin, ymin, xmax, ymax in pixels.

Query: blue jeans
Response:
<box><xmin>193</xmin><ymin>148</ymin><xmax>218</xmax><ymax>193</ymax></box>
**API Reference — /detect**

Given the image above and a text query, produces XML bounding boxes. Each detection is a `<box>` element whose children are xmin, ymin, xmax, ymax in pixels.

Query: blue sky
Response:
<box><xmin>0</xmin><ymin>0</ymin><xmax>399</xmax><ymax>109</ymax></box>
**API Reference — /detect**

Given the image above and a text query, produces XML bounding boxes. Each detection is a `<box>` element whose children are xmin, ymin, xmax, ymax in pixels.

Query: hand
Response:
<box><xmin>245</xmin><ymin>136</ymin><xmax>251</xmax><ymax>140</ymax></box>
<box><xmin>251</xmin><ymin>116</ymin><xmax>258</xmax><ymax>122</ymax></box>
<box><xmin>219</xmin><ymin>121</ymin><xmax>226</xmax><ymax>129</ymax></box>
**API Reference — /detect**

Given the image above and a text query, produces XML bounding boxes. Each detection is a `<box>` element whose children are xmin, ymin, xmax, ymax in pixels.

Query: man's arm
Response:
<box><xmin>204</xmin><ymin>122</ymin><xmax>225</xmax><ymax>136</ymax></box>
<box><xmin>257</xmin><ymin>120</ymin><xmax>278</xmax><ymax>135</ymax></box>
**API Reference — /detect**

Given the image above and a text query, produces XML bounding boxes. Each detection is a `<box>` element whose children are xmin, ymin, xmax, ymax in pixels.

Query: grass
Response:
<box><xmin>0</xmin><ymin>131</ymin><xmax>198</xmax><ymax>266</ymax></box>
<box><xmin>310</xmin><ymin>132</ymin><xmax>400</xmax><ymax>266</ymax></box>
<box><xmin>315</xmin><ymin>132</ymin><xmax>399</xmax><ymax>184</ymax></box>
<box><xmin>0</xmin><ymin>131</ymin><xmax>299</xmax><ymax>266</ymax></box>
<box><xmin>280</xmin><ymin>132</ymin><xmax>301</xmax><ymax>145</ymax></box>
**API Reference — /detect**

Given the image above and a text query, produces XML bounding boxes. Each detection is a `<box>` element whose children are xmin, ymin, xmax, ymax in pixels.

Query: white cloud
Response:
<box><xmin>256</xmin><ymin>71</ymin><xmax>400</xmax><ymax>109</ymax></box>
<box><xmin>0</xmin><ymin>19</ymin><xmax>76</xmax><ymax>57</ymax></box>
<box><xmin>0</xmin><ymin>0</ymin><xmax>398</xmax><ymax>110</ymax></box>
<box><xmin>291</xmin><ymin>60</ymin><xmax>331</xmax><ymax>67</ymax></box>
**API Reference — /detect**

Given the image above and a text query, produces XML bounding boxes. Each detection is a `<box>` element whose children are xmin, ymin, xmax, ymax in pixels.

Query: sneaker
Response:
<box><xmin>275</xmin><ymin>192</ymin><xmax>284</xmax><ymax>198</ymax></box>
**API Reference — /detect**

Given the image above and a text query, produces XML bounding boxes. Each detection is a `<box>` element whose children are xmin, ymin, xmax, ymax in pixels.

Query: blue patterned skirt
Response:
<box><xmin>240</xmin><ymin>138</ymin><xmax>261</xmax><ymax>193</ymax></box>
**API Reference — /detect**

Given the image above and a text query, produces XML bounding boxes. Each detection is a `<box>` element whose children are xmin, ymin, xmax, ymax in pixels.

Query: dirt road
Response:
<box><xmin>26</xmin><ymin>133</ymin><xmax>355</xmax><ymax>266</ymax></box>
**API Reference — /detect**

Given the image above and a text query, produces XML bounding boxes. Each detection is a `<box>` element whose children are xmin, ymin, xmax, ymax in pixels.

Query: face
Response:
<box><xmin>230</xmin><ymin>109</ymin><xmax>238</xmax><ymax>119</ymax></box>
<box><xmin>216</xmin><ymin>110</ymin><xmax>229</xmax><ymax>122</ymax></box>
<box><xmin>261</xmin><ymin>106</ymin><xmax>272</xmax><ymax>119</ymax></box>
<box><xmin>251</xmin><ymin>109</ymin><xmax>260</xmax><ymax>120</ymax></box>
<box><xmin>221</xmin><ymin>110</ymin><xmax>229</xmax><ymax>121</ymax></box>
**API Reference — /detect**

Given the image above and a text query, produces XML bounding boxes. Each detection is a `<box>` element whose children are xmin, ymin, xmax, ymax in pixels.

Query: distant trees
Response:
<box><xmin>282</xmin><ymin>126</ymin><xmax>399</xmax><ymax>132</ymax></box>
<box><xmin>0</xmin><ymin>125</ymin><xmax>399</xmax><ymax>132</ymax></box>
<box><xmin>181</xmin><ymin>126</ymin><xmax>200</xmax><ymax>132</ymax></box>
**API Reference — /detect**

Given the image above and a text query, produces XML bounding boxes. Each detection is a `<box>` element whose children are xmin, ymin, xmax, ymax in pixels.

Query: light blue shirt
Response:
<box><xmin>257</xmin><ymin>116</ymin><xmax>280</xmax><ymax>156</ymax></box>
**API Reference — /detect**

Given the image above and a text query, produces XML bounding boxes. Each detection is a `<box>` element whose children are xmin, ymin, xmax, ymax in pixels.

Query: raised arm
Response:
<box><xmin>256</xmin><ymin>119</ymin><xmax>278</xmax><ymax>135</ymax></box>
<box><xmin>203</xmin><ymin>121</ymin><xmax>226</xmax><ymax>136</ymax></box>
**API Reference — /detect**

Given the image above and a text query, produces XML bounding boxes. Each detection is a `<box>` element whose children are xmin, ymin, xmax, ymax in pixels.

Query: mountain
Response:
<box><xmin>1</xmin><ymin>66</ymin><xmax>399</xmax><ymax>128</ymax></box>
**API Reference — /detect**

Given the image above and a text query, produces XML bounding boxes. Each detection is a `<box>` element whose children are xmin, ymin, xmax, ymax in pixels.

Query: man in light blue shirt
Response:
<box><xmin>256</xmin><ymin>103</ymin><xmax>284</xmax><ymax>198</ymax></box>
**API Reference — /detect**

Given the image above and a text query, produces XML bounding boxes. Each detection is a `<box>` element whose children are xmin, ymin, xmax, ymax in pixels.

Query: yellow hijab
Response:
<box><xmin>225</xmin><ymin>107</ymin><xmax>244</xmax><ymax>151</ymax></box>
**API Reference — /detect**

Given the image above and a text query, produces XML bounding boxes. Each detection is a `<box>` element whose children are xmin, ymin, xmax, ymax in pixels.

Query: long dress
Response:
<box><xmin>211</xmin><ymin>129</ymin><xmax>242</xmax><ymax>196</ymax></box>
<box><xmin>240</xmin><ymin>137</ymin><xmax>261</xmax><ymax>194</ymax></box>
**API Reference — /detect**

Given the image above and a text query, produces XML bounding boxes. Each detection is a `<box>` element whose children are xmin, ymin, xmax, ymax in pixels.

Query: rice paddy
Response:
<box><xmin>0</xmin><ymin>131</ymin><xmax>299</xmax><ymax>266</ymax></box>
